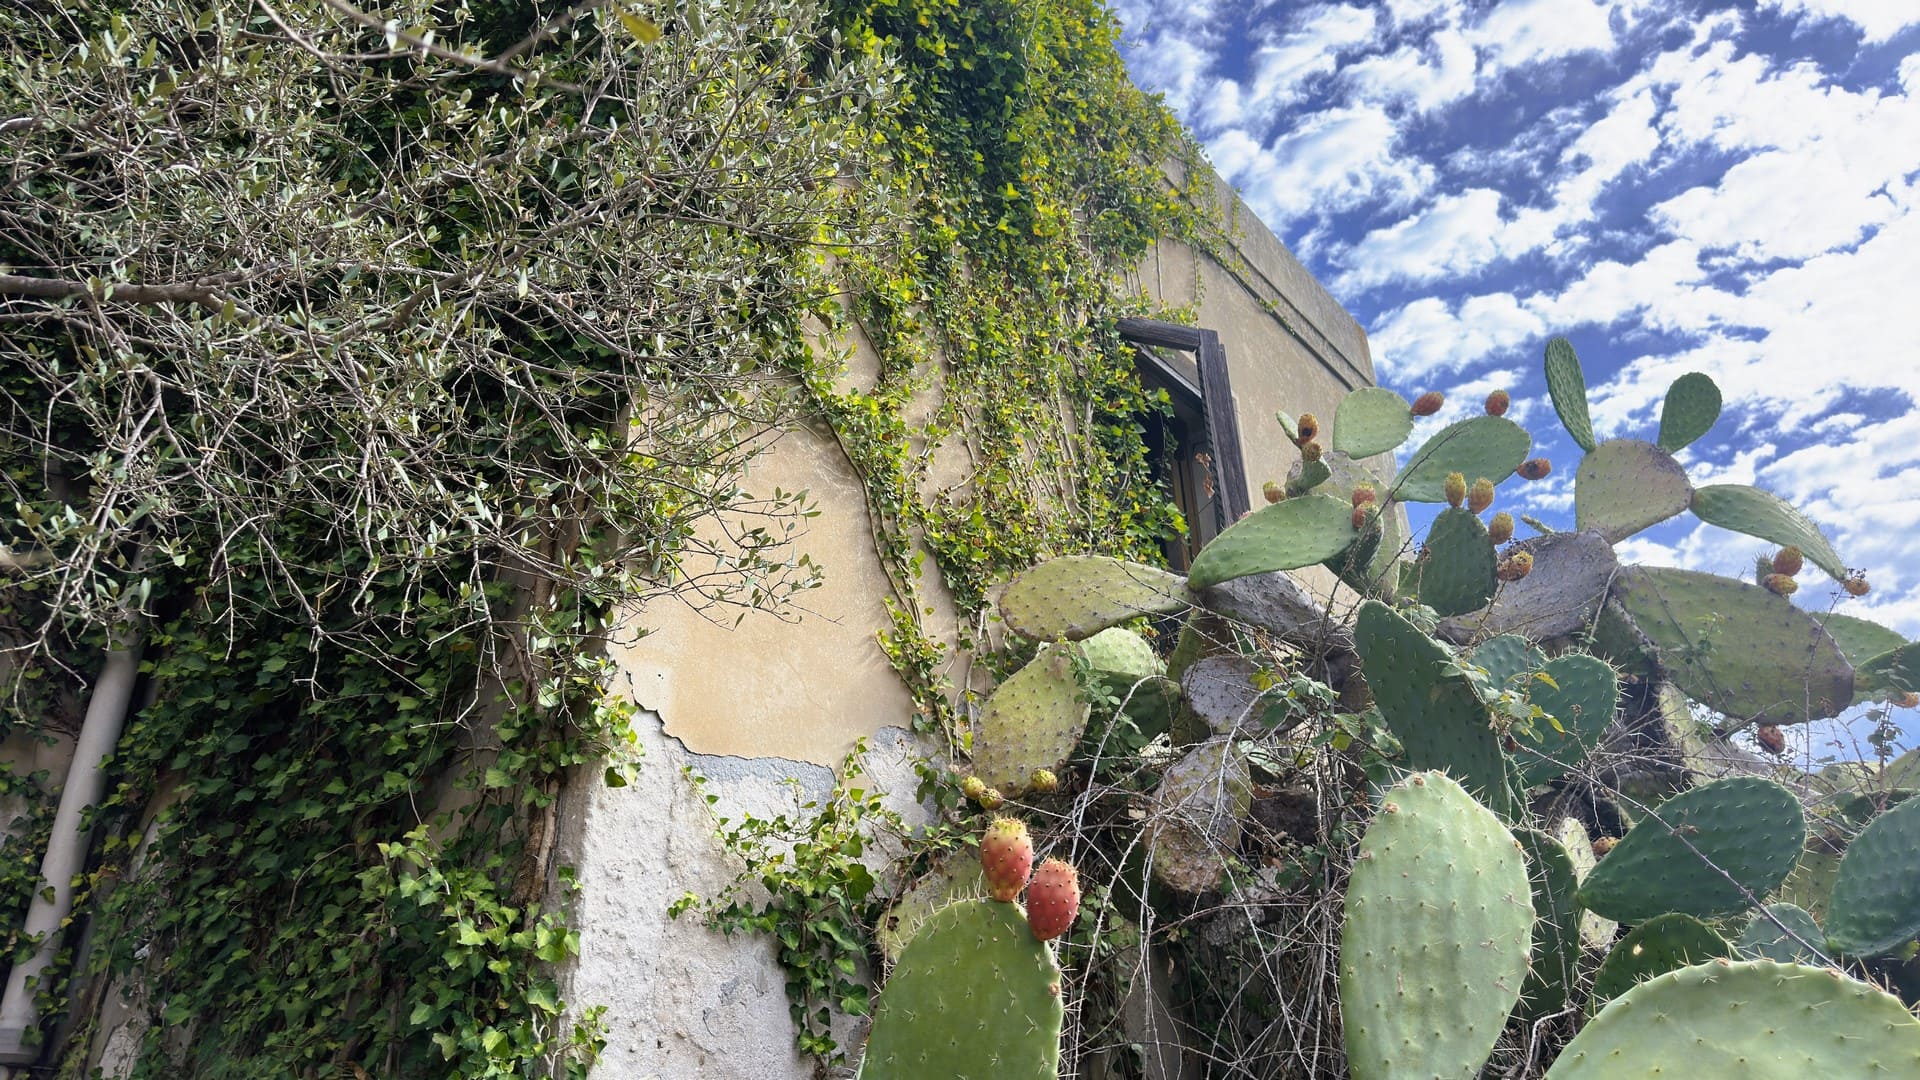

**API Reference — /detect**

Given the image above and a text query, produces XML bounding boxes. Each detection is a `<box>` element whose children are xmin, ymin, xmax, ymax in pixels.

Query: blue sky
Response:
<box><xmin>1113</xmin><ymin>0</ymin><xmax>1920</xmax><ymax>753</ymax></box>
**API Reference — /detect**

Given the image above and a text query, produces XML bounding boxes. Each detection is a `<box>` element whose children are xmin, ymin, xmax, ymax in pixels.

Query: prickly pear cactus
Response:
<box><xmin>1574</xmin><ymin>439</ymin><xmax>1691</xmax><ymax>542</ymax></box>
<box><xmin>1332</xmin><ymin>386</ymin><xmax>1415</xmax><ymax>459</ymax></box>
<box><xmin>1610</xmin><ymin>565</ymin><xmax>1854</xmax><ymax>724</ymax></box>
<box><xmin>1824</xmin><ymin>795</ymin><xmax>1920</xmax><ymax>957</ymax></box>
<box><xmin>1588</xmin><ymin>912</ymin><xmax>1729</xmax><ymax>1010</ymax></box>
<box><xmin>1734</xmin><ymin>902</ymin><xmax>1828</xmax><ymax>965</ymax></box>
<box><xmin>1556</xmin><ymin>815</ymin><xmax>1618</xmax><ymax>948</ymax></box>
<box><xmin>1340</xmin><ymin>772</ymin><xmax>1533</xmax><ymax>1080</ymax></box>
<box><xmin>1515</xmin><ymin>827</ymin><xmax>1582</xmax><ymax>1020</ymax></box>
<box><xmin>1178</xmin><ymin>654</ymin><xmax>1267</xmax><ymax>740</ymax></box>
<box><xmin>1513</xmin><ymin>652</ymin><xmax>1618</xmax><ymax>788</ymax></box>
<box><xmin>1414</xmin><ymin>507</ymin><xmax>1497</xmax><ymax>617</ymax></box>
<box><xmin>1656</xmin><ymin>371</ymin><xmax>1721</xmax><ymax>453</ymax></box>
<box><xmin>1855</xmin><ymin>641</ymin><xmax>1920</xmax><ymax>700</ymax></box>
<box><xmin>1468</xmin><ymin>634</ymin><xmax>1546</xmax><ymax>694</ymax></box>
<box><xmin>1185</xmin><ymin>494</ymin><xmax>1357</xmax><ymax>589</ymax></box>
<box><xmin>1544</xmin><ymin>959</ymin><xmax>1920</xmax><ymax>1079</ymax></box>
<box><xmin>1391</xmin><ymin>415</ymin><xmax>1531</xmax><ymax>503</ymax></box>
<box><xmin>998</xmin><ymin>556</ymin><xmax>1187</xmax><ymax>641</ymax></box>
<box><xmin>1689</xmin><ymin>484</ymin><xmax>1847</xmax><ymax>582</ymax></box>
<box><xmin>1543</xmin><ymin>336</ymin><xmax>1596</xmax><ymax>453</ymax></box>
<box><xmin>877</xmin><ymin>855</ymin><xmax>988</xmax><ymax>963</ymax></box>
<box><xmin>1147</xmin><ymin>737</ymin><xmax>1251</xmax><ymax>894</ymax></box>
<box><xmin>1355</xmin><ymin>601</ymin><xmax>1513</xmax><ymax>817</ymax></box>
<box><xmin>1576</xmin><ymin>776</ymin><xmax>1805</xmax><ymax>922</ymax></box>
<box><xmin>972</xmin><ymin>646</ymin><xmax>1090</xmax><ymax>796</ymax></box>
<box><xmin>861</xmin><ymin>899</ymin><xmax>1064</xmax><ymax>1080</ymax></box>
<box><xmin>1442</xmin><ymin>529</ymin><xmax>1618</xmax><ymax>642</ymax></box>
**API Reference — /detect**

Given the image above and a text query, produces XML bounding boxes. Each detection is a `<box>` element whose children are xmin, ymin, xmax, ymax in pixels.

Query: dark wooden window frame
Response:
<box><xmin>1117</xmin><ymin>317</ymin><xmax>1252</xmax><ymax>537</ymax></box>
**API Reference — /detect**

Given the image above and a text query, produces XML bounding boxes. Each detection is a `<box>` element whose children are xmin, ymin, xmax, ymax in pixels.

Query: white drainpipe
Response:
<box><xmin>0</xmin><ymin>635</ymin><xmax>144</xmax><ymax>1065</ymax></box>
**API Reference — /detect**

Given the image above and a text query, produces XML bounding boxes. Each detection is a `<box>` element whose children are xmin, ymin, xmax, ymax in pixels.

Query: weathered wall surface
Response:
<box><xmin>561</xmin><ymin>173</ymin><xmax>1374</xmax><ymax>1077</ymax></box>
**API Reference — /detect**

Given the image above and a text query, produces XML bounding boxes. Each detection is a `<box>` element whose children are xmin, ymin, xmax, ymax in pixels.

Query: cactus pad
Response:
<box><xmin>1469</xmin><ymin>634</ymin><xmax>1546</xmax><ymax>694</ymax></box>
<box><xmin>1543</xmin><ymin>336</ymin><xmax>1597</xmax><ymax>452</ymax></box>
<box><xmin>1589</xmin><ymin>913</ymin><xmax>1730</xmax><ymax>1010</ymax></box>
<box><xmin>1316</xmin><ymin>450</ymin><xmax>1403</xmax><ymax>592</ymax></box>
<box><xmin>1577</xmin><ymin>776</ymin><xmax>1805</xmax><ymax>922</ymax></box>
<box><xmin>861</xmin><ymin>899</ymin><xmax>1064</xmax><ymax>1080</ymax></box>
<box><xmin>1442</xmin><ymin>529</ymin><xmax>1619</xmax><ymax>644</ymax></box>
<box><xmin>1824</xmin><ymin>796</ymin><xmax>1920</xmax><ymax>957</ymax></box>
<box><xmin>1332</xmin><ymin>386</ymin><xmax>1416</xmax><ymax>459</ymax></box>
<box><xmin>1515</xmin><ymin>827</ymin><xmax>1582</xmax><ymax>1020</ymax></box>
<box><xmin>972</xmin><ymin>646</ymin><xmax>1091</xmax><ymax>795</ymax></box>
<box><xmin>1186</xmin><ymin>494</ymin><xmax>1357</xmax><ymax>589</ymax></box>
<box><xmin>1355</xmin><ymin>601</ymin><xmax>1513</xmax><ymax>817</ymax></box>
<box><xmin>1818</xmin><ymin>613</ymin><xmax>1907</xmax><ymax>662</ymax></box>
<box><xmin>1514</xmin><ymin>653</ymin><xmax>1619</xmax><ymax>788</ymax></box>
<box><xmin>1656</xmin><ymin>371</ymin><xmax>1722</xmax><ymax>452</ymax></box>
<box><xmin>1148</xmin><ymin>738</ymin><xmax>1251</xmax><ymax>894</ymax></box>
<box><xmin>1574</xmin><ymin>439</ymin><xmax>1692</xmax><ymax>542</ymax></box>
<box><xmin>1735</xmin><ymin>902</ymin><xmax>1829</xmax><ymax>965</ymax></box>
<box><xmin>877</xmin><ymin>855</ymin><xmax>988</xmax><ymax>963</ymax></box>
<box><xmin>1179</xmin><ymin>655</ymin><xmax>1269</xmax><ymax>739</ymax></box>
<box><xmin>1391</xmin><ymin>415</ymin><xmax>1532</xmax><ymax>503</ymax></box>
<box><xmin>1556</xmin><ymin>815</ymin><xmax>1618</xmax><ymax>948</ymax></box>
<box><xmin>1340</xmin><ymin>772</ymin><xmax>1533</xmax><ymax>1080</ymax></box>
<box><xmin>999</xmin><ymin>556</ymin><xmax>1187</xmax><ymax>641</ymax></box>
<box><xmin>1285</xmin><ymin>455</ymin><xmax>1333</xmax><ymax>497</ymax></box>
<box><xmin>1689</xmin><ymin>483</ymin><xmax>1848</xmax><ymax>581</ymax></box>
<box><xmin>1545</xmin><ymin>959</ymin><xmax>1920</xmax><ymax>1079</ymax></box>
<box><xmin>1079</xmin><ymin>627</ymin><xmax>1161</xmax><ymax>685</ymax></box>
<box><xmin>1275</xmin><ymin>409</ymin><xmax>1301</xmax><ymax>443</ymax></box>
<box><xmin>1415</xmin><ymin>507</ymin><xmax>1497</xmax><ymax>617</ymax></box>
<box><xmin>1611</xmin><ymin>565</ymin><xmax>1854</xmax><ymax>724</ymax></box>
<box><xmin>1855</xmin><ymin>642</ymin><xmax>1920</xmax><ymax>699</ymax></box>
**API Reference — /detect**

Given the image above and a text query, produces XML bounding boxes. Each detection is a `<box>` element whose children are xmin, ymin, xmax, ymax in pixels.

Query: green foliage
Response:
<box><xmin>670</xmin><ymin>746</ymin><xmax>907</xmax><ymax>1065</ymax></box>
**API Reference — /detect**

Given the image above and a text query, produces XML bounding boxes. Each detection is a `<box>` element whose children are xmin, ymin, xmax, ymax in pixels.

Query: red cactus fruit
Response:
<box><xmin>1350</xmin><ymin>484</ymin><xmax>1377</xmax><ymax>508</ymax></box>
<box><xmin>1411</xmin><ymin>391</ymin><xmax>1443</xmax><ymax>416</ymax></box>
<box><xmin>1763</xmin><ymin>573</ymin><xmax>1799</xmax><ymax>597</ymax></box>
<box><xmin>1485</xmin><ymin>389</ymin><xmax>1510</xmax><ymax>416</ymax></box>
<box><xmin>1755</xmin><ymin>724</ymin><xmax>1787</xmax><ymax>755</ymax></box>
<box><xmin>1771</xmin><ymin>546</ymin><xmax>1804</xmax><ymax>577</ymax></box>
<box><xmin>981</xmin><ymin>817</ymin><xmax>1033</xmax><ymax>902</ymax></box>
<box><xmin>1025</xmin><ymin>857</ymin><xmax>1081</xmax><ymax>942</ymax></box>
<box><xmin>1518</xmin><ymin>457</ymin><xmax>1552</xmax><ymax>481</ymax></box>
<box><xmin>1497</xmin><ymin>551</ymin><xmax>1534</xmax><ymax>582</ymax></box>
<box><xmin>1295</xmin><ymin>413</ymin><xmax>1319</xmax><ymax>444</ymax></box>
<box><xmin>1263</xmin><ymin>480</ymin><xmax>1286</xmax><ymax>504</ymax></box>
<box><xmin>1467</xmin><ymin>477</ymin><xmax>1494</xmax><ymax>514</ymax></box>
<box><xmin>1351</xmin><ymin>506</ymin><xmax>1369</xmax><ymax>530</ymax></box>
<box><xmin>1844</xmin><ymin>574</ymin><xmax>1871</xmax><ymax>597</ymax></box>
<box><xmin>1443</xmin><ymin>471</ymin><xmax>1467</xmax><ymax>509</ymax></box>
<box><xmin>1488</xmin><ymin>512</ymin><xmax>1514</xmax><ymax>545</ymax></box>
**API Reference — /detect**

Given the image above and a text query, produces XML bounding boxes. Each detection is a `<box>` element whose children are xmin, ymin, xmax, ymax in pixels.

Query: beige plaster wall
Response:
<box><xmin>610</xmin><ymin>174</ymin><xmax>1377</xmax><ymax>767</ymax></box>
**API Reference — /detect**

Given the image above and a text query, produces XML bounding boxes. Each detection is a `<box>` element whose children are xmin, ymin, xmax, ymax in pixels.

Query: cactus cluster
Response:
<box><xmin>899</xmin><ymin>331</ymin><xmax>1920</xmax><ymax>1078</ymax></box>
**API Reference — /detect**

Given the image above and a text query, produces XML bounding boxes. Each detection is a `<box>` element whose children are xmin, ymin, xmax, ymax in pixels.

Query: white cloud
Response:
<box><xmin>1468</xmin><ymin>0</ymin><xmax>1618</xmax><ymax>72</ymax></box>
<box><xmin>1372</xmin><ymin>291</ymin><xmax>1546</xmax><ymax>381</ymax></box>
<box><xmin>1761</xmin><ymin>0</ymin><xmax>1920</xmax><ymax>43</ymax></box>
<box><xmin>1337</xmin><ymin>187</ymin><xmax>1505</xmax><ymax>290</ymax></box>
<box><xmin>1343</xmin><ymin>27</ymin><xmax>1479</xmax><ymax>112</ymax></box>
<box><xmin>1214</xmin><ymin>104</ymin><xmax>1434</xmax><ymax>227</ymax></box>
<box><xmin>1238</xmin><ymin>5</ymin><xmax>1380</xmax><ymax>122</ymax></box>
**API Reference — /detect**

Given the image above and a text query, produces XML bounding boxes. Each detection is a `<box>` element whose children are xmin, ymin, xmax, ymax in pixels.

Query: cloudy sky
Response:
<box><xmin>1113</xmin><ymin>0</ymin><xmax>1920</xmax><ymax>751</ymax></box>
